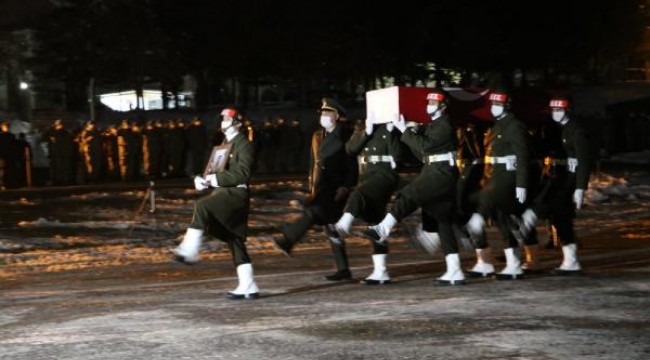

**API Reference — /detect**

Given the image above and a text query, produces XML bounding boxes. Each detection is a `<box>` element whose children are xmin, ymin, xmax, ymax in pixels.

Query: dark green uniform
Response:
<box><xmin>78</xmin><ymin>126</ymin><xmax>103</xmax><ymax>183</ymax></box>
<box><xmin>529</xmin><ymin>119</ymin><xmax>590</xmax><ymax>245</ymax></box>
<box><xmin>142</xmin><ymin>123</ymin><xmax>162</xmax><ymax>180</ymax></box>
<box><xmin>117</xmin><ymin>124</ymin><xmax>136</xmax><ymax>181</ymax></box>
<box><xmin>281</xmin><ymin>123</ymin><xmax>358</xmax><ymax>270</ymax></box>
<box><xmin>47</xmin><ymin>126</ymin><xmax>75</xmax><ymax>185</ymax></box>
<box><xmin>391</xmin><ymin>114</ymin><xmax>459</xmax><ymax>255</ymax></box>
<box><xmin>189</xmin><ymin>132</ymin><xmax>255</xmax><ymax>266</ymax></box>
<box><xmin>345</xmin><ymin>123</ymin><xmax>401</xmax><ymax>254</ymax></box>
<box><xmin>477</xmin><ymin>113</ymin><xmax>530</xmax><ymax>248</ymax></box>
<box><xmin>455</xmin><ymin>123</ymin><xmax>486</xmax><ymax>224</ymax></box>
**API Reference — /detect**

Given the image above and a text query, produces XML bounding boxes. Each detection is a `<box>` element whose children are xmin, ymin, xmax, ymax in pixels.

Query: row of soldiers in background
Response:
<box><xmin>38</xmin><ymin>115</ymin><xmax>307</xmax><ymax>186</ymax></box>
<box><xmin>43</xmin><ymin>118</ymin><xmax>209</xmax><ymax>185</ymax></box>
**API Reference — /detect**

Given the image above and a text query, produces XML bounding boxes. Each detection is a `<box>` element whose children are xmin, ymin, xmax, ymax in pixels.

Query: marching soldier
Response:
<box><xmin>330</xmin><ymin>114</ymin><xmax>401</xmax><ymax>285</ymax></box>
<box><xmin>517</xmin><ymin>119</ymin><xmax>557</xmax><ymax>272</ymax></box>
<box><xmin>172</xmin><ymin>106</ymin><xmax>260</xmax><ymax>299</ymax></box>
<box><xmin>364</xmin><ymin>89</ymin><xmax>464</xmax><ymax>286</ymax></box>
<box><xmin>517</xmin><ymin>96</ymin><xmax>590</xmax><ymax>275</ymax></box>
<box><xmin>466</xmin><ymin>89</ymin><xmax>530</xmax><ymax>280</ymax></box>
<box><xmin>274</xmin><ymin>98</ymin><xmax>358</xmax><ymax>281</ymax></box>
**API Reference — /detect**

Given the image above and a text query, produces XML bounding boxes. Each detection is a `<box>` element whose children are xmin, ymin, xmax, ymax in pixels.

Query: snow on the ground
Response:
<box><xmin>0</xmin><ymin>171</ymin><xmax>648</xmax><ymax>278</ymax></box>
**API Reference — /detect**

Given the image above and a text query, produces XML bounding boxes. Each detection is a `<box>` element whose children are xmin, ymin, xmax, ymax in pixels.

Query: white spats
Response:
<box><xmin>466</xmin><ymin>213</ymin><xmax>486</xmax><ymax>237</ymax></box>
<box><xmin>171</xmin><ymin>228</ymin><xmax>203</xmax><ymax>264</ymax></box>
<box><xmin>362</xmin><ymin>254</ymin><xmax>391</xmax><ymax>285</ymax></box>
<box><xmin>553</xmin><ymin>243</ymin><xmax>582</xmax><ymax>275</ymax></box>
<box><xmin>437</xmin><ymin>253</ymin><xmax>465</xmax><ymax>285</ymax></box>
<box><xmin>496</xmin><ymin>247</ymin><xmax>524</xmax><ymax>280</ymax></box>
<box><xmin>371</xmin><ymin>213</ymin><xmax>398</xmax><ymax>243</ymax></box>
<box><xmin>335</xmin><ymin>212</ymin><xmax>355</xmax><ymax>237</ymax></box>
<box><xmin>411</xmin><ymin>223</ymin><xmax>441</xmax><ymax>255</ymax></box>
<box><xmin>227</xmin><ymin>263</ymin><xmax>260</xmax><ymax>300</ymax></box>
<box><xmin>466</xmin><ymin>248</ymin><xmax>495</xmax><ymax>278</ymax></box>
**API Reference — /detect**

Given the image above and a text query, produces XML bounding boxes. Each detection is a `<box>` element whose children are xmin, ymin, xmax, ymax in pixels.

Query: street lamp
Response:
<box><xmin>18</xmin><ymin>81</ymin><xmax>33</xmax><ymax>122</ymax></box>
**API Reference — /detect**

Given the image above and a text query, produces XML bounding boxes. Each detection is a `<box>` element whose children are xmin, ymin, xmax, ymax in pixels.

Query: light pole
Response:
<box><xmin>19</xmin><ymin>81</ymin><xmax>33</xmax><ymax>122</ymax></box>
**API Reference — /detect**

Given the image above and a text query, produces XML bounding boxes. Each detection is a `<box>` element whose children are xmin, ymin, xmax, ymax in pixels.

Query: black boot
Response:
<box><xmin>272</xmin><ymin>235</ymin><xmax>293</xmax><ymax>257</ymax></box>
<box><xmin>325</xmin><ymin>268</ymin><xmax>352</xmax><ymax>281</ymax></box>
<box><xmin>325</xmin><ymin>239</ymin><xmax>351</xmax><ymax>281</ymax></box>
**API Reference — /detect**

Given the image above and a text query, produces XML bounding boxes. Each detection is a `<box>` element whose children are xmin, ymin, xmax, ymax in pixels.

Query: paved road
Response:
<box><xmin>1</xmin><ymin>175</ymin><xmax>649</xmax><ymax>359</ymax></box>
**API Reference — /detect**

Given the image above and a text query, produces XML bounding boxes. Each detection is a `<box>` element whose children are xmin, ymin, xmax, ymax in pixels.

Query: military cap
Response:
<box><xmin>549</xmin><ymin>95</ymin><xmax>571</xmax><ymax>109</ymax></box>
<box><xmin>221</xmin><ymin>105</ymin><xmax>245</xmax><ymax>122</ymax></box>
<box><xmin>320</xmin><ymin>97</ymin><xmax>346</xmax><ymax>117</ymax></box>
<box><xmin>426</xmin><ymin>88</ymin><xmax>449</xmax><ymax>105</ymax></box>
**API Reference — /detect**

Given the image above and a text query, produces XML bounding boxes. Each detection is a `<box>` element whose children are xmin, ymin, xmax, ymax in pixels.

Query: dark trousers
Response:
<box><xmin>281</xmin><ymin>209</ymin><xmax>350</xmax><ymax>271</ymax></box>
<box><xmin>190</xmin><ymin>201</ymin><xmax>251</xmax><ymax>267</ymax></box>
<box><xmin>531</xmin><ymin>174</ymin><xmax>577</xmax><ymax>246</ymax></box>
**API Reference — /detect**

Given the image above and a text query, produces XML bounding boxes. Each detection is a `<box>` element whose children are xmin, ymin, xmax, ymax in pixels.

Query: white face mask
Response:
<box><xmin>490</xmin><ymin>105</ymin><xmax>505</xmax><ymax>119</ymax></box>
<box><xmin>552</xmin><ymin>110</ymin><xmax>566</xmax><ymax>123</ymax></box>
<box><xmin>320</xmin><ymin>115</ymin><xmax>335</xmax><ymax>131</ymax></box>
<box><xmin>426</xmin><ymin>104</ymin><xmax>438</xmax><ymax>116</ymax></box>
<box><xmin>221</xmin><ymin>121</ymin><xmax>237</xmax><ymax>137</ymax></box>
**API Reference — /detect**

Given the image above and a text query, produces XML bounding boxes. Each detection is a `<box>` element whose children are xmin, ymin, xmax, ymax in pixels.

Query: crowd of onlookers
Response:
<box><xmin>0</xmin><ymin>116</ymin><xmax>309</xmax><ymax>189</ymax></box>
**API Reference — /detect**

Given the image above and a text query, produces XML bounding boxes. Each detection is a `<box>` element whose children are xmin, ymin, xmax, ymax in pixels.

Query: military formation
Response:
<box><xmin>168</xmin><ymin>90</ymin><xmax>592</xmax><ymax>301</ymax></box>
<box><xmin>0</xmin><ymin>113</ymin><xmax>311</xmax><ymax>189</ymax></box>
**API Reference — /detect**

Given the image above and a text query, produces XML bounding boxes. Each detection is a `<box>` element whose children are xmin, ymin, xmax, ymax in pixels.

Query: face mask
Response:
<box><xmin>490</xmin><ymin>105</ymin><xmax>504</xmax><ymax>119</ymax></box>
<box><xmin>552</xmin><ymin>110</ymin><xmax>566</xmax><ymax>123</ymax></box>
<box><xmin>426</xmin><ymin>105</ymin><xmax>438</xmax><ymax>116</ymax></box>
<box><xmin>320</xmin><ymin>115</ymin><xmax>335</xmax><ymax>131</ymax></box>
<box><xmin>221</xmin><ymin>121</ymin><xmax>237</xmax><ymax>137</ymax></box>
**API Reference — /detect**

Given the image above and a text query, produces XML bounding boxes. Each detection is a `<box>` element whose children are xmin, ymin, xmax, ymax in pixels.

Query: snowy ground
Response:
<box><xmin>0</xmin><ymin>170</ymin><xmax>649</xmax><ymax>359</ymax></box>
<box><xmin>0</xmin><ymin>170</ymin><xmax>648</xmax><ymax>278</ymax></box>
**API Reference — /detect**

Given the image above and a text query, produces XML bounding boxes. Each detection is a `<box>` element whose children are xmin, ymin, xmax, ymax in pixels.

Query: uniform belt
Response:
<box><xmin>544</xmin><ymin>157</ymin><xmax>578</xmax><ymax>173</ymax></box>
<box><xmin>457</xmin><ymin>158</ymin><xmax>482</xmax><ymax>168</ymax></box>
<box><xmin>424</xmin><ymin>151</ymin><xmax>457</xmax><ymax>166</ymax></box>
<box><xmin>360</xmin><ymin>155</ymin><xmax>394</xmax><ymax>164</ymax></box>
<box><xmin>484</xmin><ymin>155</ymin><xmax>517</xmax><ymax>171</ymax></box>
<box><xmin>236</xmin><ymin>184</ymin><xmax>248</xmax><ymax>189</ymax></box>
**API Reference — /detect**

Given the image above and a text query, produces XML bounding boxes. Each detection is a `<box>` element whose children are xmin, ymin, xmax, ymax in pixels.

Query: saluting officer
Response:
<box><xmin>364</xmin><ymin>89</ymin><xmax>464</xmax><ymax>286</ymax></box>
<box><xmin>172</xmin><ymin>106</ymin><xmax>259</xmax><ymax>300</ymax></box>
<box><xmin>274</xmin><ymin>98</ymin><xmax>358</xmax><ymax>281</ymax></box>
<box><xmin>330</xmin><ymin>113</ymin><xmax>402</xmax><ymax>285</ymax></box>
<box><xmin>517</xmin><ymin>96</ymin><xmax>590</xmax><ymax>275</ymax></box>
<box><xmin>466</xmin><ymin>89</ymin><xmax>530</xmax><ymax>280</ymax></box>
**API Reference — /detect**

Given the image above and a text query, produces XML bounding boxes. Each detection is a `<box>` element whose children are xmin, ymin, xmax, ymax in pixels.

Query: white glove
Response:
<box><xmin>194</xmin><ymin>176</ymin><xmax>208</xmax><ymax>191</ymax></box>
<box><xmin>521</xmin><ymin>208</ymin><xmax>537</xmax><ymax>229</ymax></box>
<box><xmin>405</xmin><ymin>121</ymin><xmax>420</xmax><ymax>132</ymax></box>
<box><xmin>573</xmin><ymin>189</ymin><xmax>584</xmax><ymax>209</ymax></box>
<box><xmin>393</xmin><ymin>114</ymin><xmax>406</xmax><ymax>133</ymax></box>
<box><xmin>365</xmin><ymin>116</ymin><xmax>374</xmax><ymax>136</ymax></box>
<box><xmin>385</xmin><ymin>121</ymin><xmax>394</xmax><ymax>132</ymax></box>
<box><xmin>515</xmin><ymin>187</ymin><xmax>527</xmax><ymax>204</ymax></box>
<box><xmin>206</xmin><ymin>174</ymin><xmax>218</xmax><ymax>187</ymax></box>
